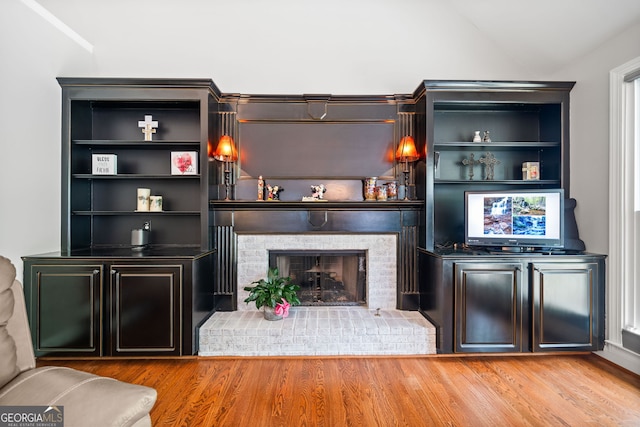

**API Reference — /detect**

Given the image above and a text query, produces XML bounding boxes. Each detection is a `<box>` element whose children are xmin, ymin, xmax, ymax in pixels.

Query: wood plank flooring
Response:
<box><xmin>37</xmin><ymin>354</ymin><xmax>640</xmax><ymax>426</ymax></box>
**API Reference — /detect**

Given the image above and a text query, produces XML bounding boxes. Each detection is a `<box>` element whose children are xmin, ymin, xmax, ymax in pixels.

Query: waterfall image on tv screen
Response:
<box><xmin>483</xmin><ymin>196</ymin><xmax>547</xmax><ymax>236</ymax></box>
<box><xmin>466</xmin><ymin>189</ymin><xmax>563</xmax><ymax>249</ymax></box>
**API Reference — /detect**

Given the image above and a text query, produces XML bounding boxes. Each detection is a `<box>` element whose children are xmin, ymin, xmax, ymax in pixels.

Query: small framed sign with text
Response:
<box><xmin>92</xmin><ymin>154</ymin><xmax>117</xmax><ymax>175</ymax></box>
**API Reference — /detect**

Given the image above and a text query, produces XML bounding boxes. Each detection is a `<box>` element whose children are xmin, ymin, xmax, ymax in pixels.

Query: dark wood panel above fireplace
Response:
<box><xmin>217</xmin><ymin>92</ymin><xmax>419</xmax><ymax>204</ymax></box>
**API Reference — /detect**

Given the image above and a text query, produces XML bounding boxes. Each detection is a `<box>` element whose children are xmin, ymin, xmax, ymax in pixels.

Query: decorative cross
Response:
<box><xmin>461</xmin><ymin>153</ymin><xmax>478</xmax><ymax>180</ymax></box>
<box><xmin>138</xmin><ymin>115</ymin><xmax>158</xmax><ymax>141</ymax></box>
<box><xmin>479</xmin><ymin>151</ymin><xmax>501</xmax><ymax>180</ymax></box>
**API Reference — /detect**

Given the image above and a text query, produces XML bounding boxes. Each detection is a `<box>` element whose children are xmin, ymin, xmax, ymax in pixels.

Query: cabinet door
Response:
<box><xmin>531</xmin><ymin>262</ymin><xmax>601</xmax><ymax>351</ymax></box>
<box><xmin>110</xmin><ymin>264</ymin><xmax>182</xmax><ymax>356</ymax></box>
<box><xmin>454</xmin><ymin>262</ymin><xmax>525</xmax><ymax>353</ymax></box>
<box><xmin>25</xmin><ymin>262</ymin><xmax>103</xmax><ymax>357</ymax></box>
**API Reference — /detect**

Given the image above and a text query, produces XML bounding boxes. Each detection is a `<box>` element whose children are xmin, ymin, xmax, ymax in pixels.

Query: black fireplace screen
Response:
<box><xmin>269</xmin><ymin>250</ymin><xmax>366</xmax><ymax>306</ymax></box>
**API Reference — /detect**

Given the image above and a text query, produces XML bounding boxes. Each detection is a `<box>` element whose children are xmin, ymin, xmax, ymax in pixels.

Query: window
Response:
<box><xmin>631</xmin><ymin>79</ymin><xmax>640</xmax><ymax>332</ymax></box>
<box><xmin>609</xmin><ymin>56</ymin><xmax>640</xmax><ymax>356</ymax></box>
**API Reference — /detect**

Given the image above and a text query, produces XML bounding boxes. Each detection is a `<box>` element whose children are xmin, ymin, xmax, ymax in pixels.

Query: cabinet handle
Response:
<box><xmin>93</xmin><ymin>269</ymin><xmax>100</xmax><ymax>275</ymax></box>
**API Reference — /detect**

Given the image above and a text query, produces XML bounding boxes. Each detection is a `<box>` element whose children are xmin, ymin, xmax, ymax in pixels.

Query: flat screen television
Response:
<box><xmin>464</xmin><ymin>188</ymin><xmax>565</xmax><ymax>251</ymax></box>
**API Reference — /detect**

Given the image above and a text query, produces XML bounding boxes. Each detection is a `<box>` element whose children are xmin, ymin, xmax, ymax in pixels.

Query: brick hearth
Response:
<box><xmin>198</xmin><ymin>307</ymin><xmax>436</xmax><ymax>357</ymax></box>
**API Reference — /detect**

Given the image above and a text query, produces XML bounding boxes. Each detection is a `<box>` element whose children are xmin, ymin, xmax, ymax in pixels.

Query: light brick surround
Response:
<box><xmin>236</xmin><ymin>234</ymin><xmax>398</xmax><ymax>311</ymax></box>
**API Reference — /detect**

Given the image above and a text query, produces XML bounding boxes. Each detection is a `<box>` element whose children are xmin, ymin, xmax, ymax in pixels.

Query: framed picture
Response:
<box><xmin>92</xmin><ymin>154</ymin><xmax>117</xmax><ymax>175</ymax></box>
<box><xmin>171</xmin><ymin>151</ymin><xmax>198</xmax><ymax>175</ymax></box>
<box><xmin>522</xmin><ymin>161</ymin><xmax>540</xmax><ymax>181</ymax></box>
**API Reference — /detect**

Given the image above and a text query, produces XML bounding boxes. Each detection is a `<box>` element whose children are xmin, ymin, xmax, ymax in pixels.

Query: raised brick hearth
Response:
<box><xmin>199</xmin><ymin>307</ymin><xmax>436</xmax><ymax>356</ymax></box>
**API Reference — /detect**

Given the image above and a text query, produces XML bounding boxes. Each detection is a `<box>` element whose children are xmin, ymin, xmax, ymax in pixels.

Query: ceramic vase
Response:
<box><xmin>473</xmin><ymin>131</ymin><xmax>482</xmax><ymax>143</ymax></box>
<box><xmin>263</xmin><ymin>306</ymin><xmax>283</xmax><ymax>321</ymax></box>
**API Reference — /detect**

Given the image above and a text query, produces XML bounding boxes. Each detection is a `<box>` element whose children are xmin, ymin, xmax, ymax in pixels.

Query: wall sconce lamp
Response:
<box><xmin>213</xmin><ymin>135</ymin><xmax>239</xmax><ymax>201</ymax></box>
<box><xmin>395</xmin><ymin>136</ymin><xmax>419</xmax><ymax>200</ymax></box>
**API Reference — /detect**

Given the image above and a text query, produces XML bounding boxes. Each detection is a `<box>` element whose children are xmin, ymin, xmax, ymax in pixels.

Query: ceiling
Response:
<box><xmin>449</xmin><ymin>0</ymin><xmax>640</xmax><ymax>74</ymax></box>
<box><xmin>30</xmin><ymin>0</ymin><xmax>640</xmax><ymax>77</ymax></box>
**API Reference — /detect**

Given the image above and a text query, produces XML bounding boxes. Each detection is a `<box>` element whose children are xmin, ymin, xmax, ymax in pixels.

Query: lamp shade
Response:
<box><xmin>213</xmin><ymin>135</ymin><xmax>238</xmax><ymax>162</ymax></box>
<box><xmin>395</xmin><ymin>136</ymin><xmax>419</xmax><ymax>162</ymax></box>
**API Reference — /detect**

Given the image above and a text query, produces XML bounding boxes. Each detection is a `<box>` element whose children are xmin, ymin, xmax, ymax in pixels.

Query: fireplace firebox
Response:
<box><xmin>269</xmin><ymin>250</ymin><xmax>366</xmax><ymax>306</ymax></box>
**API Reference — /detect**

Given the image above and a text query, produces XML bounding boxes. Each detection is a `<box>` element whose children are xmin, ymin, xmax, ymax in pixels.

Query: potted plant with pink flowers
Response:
<box><xmin>244</xmin><ymin>268</ymin><xmax>300</xmax><ymax>320</ymax></box>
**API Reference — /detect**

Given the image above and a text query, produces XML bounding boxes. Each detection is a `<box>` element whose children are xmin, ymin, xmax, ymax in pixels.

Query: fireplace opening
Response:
<box><xmin>269</xmin><ymin>250</ymin><xmax>366</xmax><ymax>306</ymax></box>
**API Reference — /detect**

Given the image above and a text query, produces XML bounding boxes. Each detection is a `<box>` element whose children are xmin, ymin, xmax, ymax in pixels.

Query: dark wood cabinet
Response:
<box><xmin>21</xmin><ymin>79</ymin><xmax>220</xmax><ymax>358</ymax></box>
<box><xmin>531</xmin><ymin>261</ymin><xmax>604</xmax><ymax>352</ymax></box>
<box><xmin>454</xmin><ymin>261</ymin><xmax>525</xmax><ymax>353</ymax></box>
<box><xmin>26</xmin><ymin>262</ymin><xmax>103</xmax><ymax>356</ymax></box>
<box><xmin>110</xmin><ymin>264</ymin><xmax>182</xmax><ymax>355</ymax></box>
<box><xmin>413</xmin><ymin>81</ymin><xmax>606</xmax><ymax>354</ymax></box>
<box><xmin>420</xmin><ymin>250</ymin><xmax>605</xmax><ymax>354</ymax></box>
<box><xmin>23</xmin><ymin>249</ymin><xmax>214</xmax><ymax>357</ymax></box>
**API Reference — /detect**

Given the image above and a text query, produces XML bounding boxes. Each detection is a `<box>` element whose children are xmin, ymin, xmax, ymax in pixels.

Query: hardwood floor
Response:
<box><xmin>37</xmin><ymin>354</ymin><xmax>640</xmax><ymax>426</ymax></box>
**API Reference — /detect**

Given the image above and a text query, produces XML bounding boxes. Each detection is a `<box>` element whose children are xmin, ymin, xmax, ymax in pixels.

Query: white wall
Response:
<box><xmin>0</xmin><ymin>1</ymin><xmax>95</xmax><ymax>277</ymax></box>
<box><xmin>1</xmin><ymin>0</ymin><xmax>639</xmax><ymax>283</ymax></box>
<box><xmin>551</xmin><ymin>22</ymin><xmax>640</xmax><ymax>255</ymax></box>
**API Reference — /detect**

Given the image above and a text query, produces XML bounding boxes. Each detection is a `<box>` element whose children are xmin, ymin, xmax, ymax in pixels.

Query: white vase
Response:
<box><xmin>473</xmin><ymin>131</ymin><xmax>482</xmax><ymax>142</ymax></box>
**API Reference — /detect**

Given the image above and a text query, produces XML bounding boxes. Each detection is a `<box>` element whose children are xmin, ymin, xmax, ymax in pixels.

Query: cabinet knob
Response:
<box><xmin>93</xmin><ymin>269</ymin><xmax>100</xmax><ymax>275</ymax></box>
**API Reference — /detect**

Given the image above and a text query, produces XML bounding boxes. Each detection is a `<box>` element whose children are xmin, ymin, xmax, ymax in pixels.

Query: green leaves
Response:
<box><xmin>243</xmin><ymin>268</ymin><xmax>301</xmax><ymax>309</ymax></box>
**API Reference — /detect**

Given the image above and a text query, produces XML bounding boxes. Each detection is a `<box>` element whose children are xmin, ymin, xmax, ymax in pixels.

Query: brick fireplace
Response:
<box><xmin>201</xmin><ymin>202</ymin><xmax>435</xmax><ymax>356</ymax></box>
<box><xmin>209</xmin><ymin>201</ymin><xmax>424</xmax><ymax>311</ymax></box>
<box><xmin>200</xmin><ymin>226</ymin><xmax>436</xmax><ymax>356</ymax></box>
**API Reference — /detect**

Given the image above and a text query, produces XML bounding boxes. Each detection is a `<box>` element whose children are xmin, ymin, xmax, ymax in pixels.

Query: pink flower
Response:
<box><xmin>274</xmin><ymin>299</ymin><xmax>291</xmax><ymax>318</ymax></box>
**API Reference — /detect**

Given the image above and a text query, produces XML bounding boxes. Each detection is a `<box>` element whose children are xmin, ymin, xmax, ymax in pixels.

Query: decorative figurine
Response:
<box><xmin>266</xmin><ymin>184</ymin><xmax>283</xmax><ymax>200</ymax></box>
<box><xmin>302</xmin><ymin>184</ymin><xmax>327</xmax><ymax>201</ymax></box>
<box><xmin>311</xmin><ymin>184</ymin><xmax>326</xmax><ymax>200</ymax></box>
<box><xmin>473</xmin><ymin>131</ymin><xmax>482</xmax><ymax>143</ymax></box>
<box><xmin>483</xmin><ymin>131</ymin><xmax>491</xmax><ymax>143</ymax></box>
<box><xmin>138</xmin><ymin>115</ymin><xmax>158</xmax><ymax>141</ymax></box>
<box><xmin>461</xmin><ymin>153</ymin><xmax>478</xmax><ymax>180</ymax></box>
<box><xmin>257</xmin><ymin>176</ymin><xmax>264</xmax><ymax>201</ymax></box>
<box><xmin>479</xmin><ymin>152</ymin><xmax>500</xmax><ymax>180</ymax></box>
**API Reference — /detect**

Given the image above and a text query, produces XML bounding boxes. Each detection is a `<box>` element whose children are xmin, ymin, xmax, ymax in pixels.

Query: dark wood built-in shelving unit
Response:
<box><xmin>22</xmin><ymin>78</ymin><xmax>605</xmax><ymax>357</ymax></box>
<box><xmin>23</xmin><ymin>79</ymin><xmax>221</xmax><ymax>357</ymax></box>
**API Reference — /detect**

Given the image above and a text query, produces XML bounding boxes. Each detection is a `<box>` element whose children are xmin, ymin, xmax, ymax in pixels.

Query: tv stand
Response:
<box><xmin>484</xmin><ymin>246</ymin><xmax>571</xmax><ymax>255</ymax></box>
<box><xmin>500</xmin><ymin>246</ymin><xmax>526</xmax><ymax>253</ymax></box>
<box><xmin>418</xmin><ymin>249</ymin><xmax>605</xmax><ymax>354</ymax></box>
